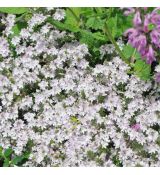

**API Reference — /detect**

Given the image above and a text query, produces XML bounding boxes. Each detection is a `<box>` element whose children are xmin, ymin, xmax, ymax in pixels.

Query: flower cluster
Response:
<box><xmin>0</xmin><ymin>8</ymin><xmax>160</xmax><ymax>167</ymax></box>
<box><xmin>123</xmin><ymin>8</ymin><xmax>160</xmax><ymax>65</ymax></box>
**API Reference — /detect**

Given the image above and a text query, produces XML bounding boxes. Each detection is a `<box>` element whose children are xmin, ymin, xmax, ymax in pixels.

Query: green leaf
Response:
<box><xmin>64</xmin><ymin>8</ymin><xmax>81</xmax><ymax>32</ymax></box>
<box><xmin>67</xmin><ymin>8</ymin><xmax>81</xmax><ymax>19</ymax></box>
<box><xmin>87</xmin><ymin>150</ymin><xmax>96</xmax><ymax>160</ymax></box>
<box><xmin>122</xmin><ymin>44</ymin><xmax>135</xmax><ymax>59</ymax></box>
<box><xmin>92</xmin><ymin>32</ymin><xmax>107</xmax><ymax>42</ymax></box>
<box><xmin>70</xmin><ymin>116</ymin><xmax>80</xmax><ymax>124</ymax></box>
<box><xmin>134</xmin><ymin>59</ymin><xmax>151</xmax><ymax>80</ymax></box>
<box><xmin>79</xmin><ymin>30</ymin><xmax>96</xmax><ymax>48</ymax></box>
<box><xmin>148</xmin><ymin>23</ymin><xmax>156</xmax><ymax>31</ymax></box>
<box><xmin>0</xmin><ymin>146</ymin><xmax>3</xmax><ymax>157</ymax></box>
<box><xmin>117</xmin><ymin>15</ymin><xmax>133</xmax><ymax>37</ymax></box>
<box><xmin>12</xmin><ymin>22</ymin><xmax>27</xmax><ymax>36</ymax></box>
<box><xmin>80</xmin><ymin>8</ymin><xmax>94</xmax><ymax>16</ymax></box>
<box><xmin>3</xmin><ymin>159</ymin><xmax>10</xmax><ymax>167</ymax></box>
<box><xmin>86</xmin><ymin>17</ymin><xmax>105</xmax><ymax>30</ymax></box>
<box><xmin>47</xmin><ymin>18</ymin><xmax>79</xmax><ymax>32</ymax></box>
<box><xmin>106</xmin><ymin>15</ymin><xmax>118</xmax><ymax>38</ymax></box>
<box><xmin>0</xmin><ymin>7</ymin><xmax>28</xmax><ymax>14</ymax></box>
<box><xmin>4</xmin><ymin>148</ymin><xmax>13</xmax><ymax>158</ymax></box>
<box><xmin>23</xmin><ymin>152</ymin><xmax>30</xmax><ymax>159</ymax></box>
<box><xmin>11</xmin><ymin>156</ymin><xmax>24</xmax><ymax>165</ymax></box>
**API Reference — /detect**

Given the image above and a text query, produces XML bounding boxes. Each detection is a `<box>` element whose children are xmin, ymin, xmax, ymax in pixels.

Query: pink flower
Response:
<box><xmin>133</xmin><ymin>11</ymin><xmax>142</xmax><ymax>27</ymax></box>
<box><xmin>133</xmin><ymin>35</ymin><xmax>147</xmax><ymax>53</ymax></box>
<box><xmin>150</xmin><ymin>13</ymin><xmax>160</xmax><ymax>26</ymax></box>
<box><xmin>131</xmin><ymin>124</ymin><xmax>141</xmax><ymax>132</ymax></box>
<box><xmin>143</xmin><ymin>14</ymin><xmax>150</xmax><ymax>33</ymax></box>
<box><xmin>150</xmin><ymin>29</ymin><xmax>160</xmax><ymax>48</ymax></box>
<box><xmin>145</xmin><ymin>45</ymin><xmax>156</xmax><ymax>64</ymax></box>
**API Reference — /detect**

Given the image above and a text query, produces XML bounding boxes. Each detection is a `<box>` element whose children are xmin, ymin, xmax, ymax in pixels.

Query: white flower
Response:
<box><xmin>11</xmin><ymin>36</ymin><xmax>21</xmax><ymax>46</ymax></box>
<box><xmin>0</xmin><ymin>8</ymin><xmax>159</xmax><ymax>167</ymax></box>
<box><xmin>53</xmin><ymin>9</ymin><xmax>65</xmax><ymax>21</ymax></box>
<box><xmin>0</xmin><ymin>37</ymin><xmax>10</xmax><ymax>57</ymax></box>
<box><xmin>155</xmin><ymin>65</ymin><xmax>160</xmax><ymax>73</ymax></box>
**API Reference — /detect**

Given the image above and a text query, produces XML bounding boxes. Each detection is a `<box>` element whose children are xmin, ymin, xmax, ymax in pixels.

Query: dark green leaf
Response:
<box><xmin>3</xmin><ymin>159</ymin><xmax>10</xmax><ymax>167</ymax></box>
<box><xmin>4</xmin><ymin>148</ymin><xmax>13</xmax><ymax>158</ymax></box>
<box><xmin>12</xmin><ymin>156</ymin><xmax>24</xmax><ymax>165</ymax></box>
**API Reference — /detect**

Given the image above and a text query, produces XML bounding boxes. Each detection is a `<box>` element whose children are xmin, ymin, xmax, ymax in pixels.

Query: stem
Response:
<box><xmin>104</xmin><ymin>23</ymin><xmax>128</xmax><ymax>64</ymax></box>
<box><xmin>130</xmin><ymin>48</ymin><xmax>137</xmax><ymax>63</ymax></box>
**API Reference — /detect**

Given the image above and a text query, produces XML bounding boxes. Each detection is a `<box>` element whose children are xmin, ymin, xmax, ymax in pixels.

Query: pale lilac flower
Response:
<box><xmin>121</xmin><ymin>8</ymin><xmax>135</xmax><ymax>16</ymax></box>
<box><xmin>155</xmin><ymin>72</ymin><xmax>160</xmax><ymax>82</ymax></box>
<box><xmin>0</xmin><ymin>37</ymin><xmax>10</xmax><ymax>57</ymax></box>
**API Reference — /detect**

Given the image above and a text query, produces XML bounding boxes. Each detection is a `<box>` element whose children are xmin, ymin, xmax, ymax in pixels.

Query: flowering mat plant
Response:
<box><xmin>0</xmin><ymin>7</ymin><xmax>160</xmax><ymax>167</ymax></box>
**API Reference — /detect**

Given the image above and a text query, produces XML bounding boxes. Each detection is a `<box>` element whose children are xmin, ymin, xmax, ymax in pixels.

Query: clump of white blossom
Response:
<box><xmin>0</xmin><ymin>8</ymin><xmax>160</xmax><ymax>167</ymax></box>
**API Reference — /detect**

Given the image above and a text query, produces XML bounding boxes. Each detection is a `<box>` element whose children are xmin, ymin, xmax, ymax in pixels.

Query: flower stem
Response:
<box><xmin>104</xmin><ymin>23</ymin><xmax>128</xmax><ymax>64</ymax></box>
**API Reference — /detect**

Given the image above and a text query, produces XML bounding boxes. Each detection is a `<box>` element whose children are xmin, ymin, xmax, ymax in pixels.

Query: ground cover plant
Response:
<box><xmin>0</xmin><ymin>7</ymin><xmax>160</xmax><ymax>167</ymax></box>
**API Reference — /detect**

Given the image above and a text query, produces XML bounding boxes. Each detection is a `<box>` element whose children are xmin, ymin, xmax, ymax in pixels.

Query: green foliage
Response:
<box><xmin>97</xmin><ymin>95</ymin><xmax>106</xmax><ymax>103</ymax></box>
<box><xmin>0</xmin><ymin>7</ymin><xmax>28</xmax><ymax>14</ymax></box>
<box><xmin>4</xmin><ymin>148</ymin><xmax>13</xmax><ymax>157</ymax></box>
<box><xmin>122</xmin><ymin>44</ymin><xmax>151</xmax><ymax>80</ymax></box>
<box><xmin>122</xmin><ymin>44</ymin><xmax>136</xmax><ymax>60</ymax></box>
<box><xmin>130</xmin><ymin>141</ymin><xmax>144</xmax><ymax>152</ymax></box>
<box><xmin>87</xmin><ymin>150</ymin><xmax>96</xmax><ymax>160</ymax></box>
<box><xmin>0</xmin><ymin>146</ymin><xmax>30</xmax><ymax>167</ymax></box>
<box><xmin>134</xmin><ymin>59</ymin><xmax>151</xmax><ymax>81</ymax></box>
<box><xmin>12</xmin><ymin>22</ymin><xmax>27</xmax><ymax>36</ymax></box>
<box><xmin>99</xmin><ymin>107</ymin><xmax>108</xmax><ymax>117</ymax></box>
<box><xmin>47</xmin><ymin>18</ymin><xmax>79</xmax><ymax>32</ymax></box>
<box><xmin>0</xmin><ymin>7</ymin><xmax>152</xmax><ymax>81</ymax></box>
<box><xmin>86</xmin><ymin>17</ymin><xmax>105</xmax><ymax>30</ymax></box>
<box><xmin>64</xmin><ymin>8</ymin><xmax>81</xmax><ymax>30</ymax></box>
<box><xmin>112</xmin><ymin>155</ymin><xmax>123</xmax><ymax>167</ymax></box>
<box><xmin>79</xmin><ymin>30</ymin><xmax>98</xmax><ymax>48</ymax></box>
<box><xmin>156</xmin><ymin>136</ymin><xmax>160</xmax><ymax>146</ymax></box>
<box><xmin>70</xmin><ymin>116</ymin><xmax>81</xmax><ymax>124</ymax></box>
<box><xmin>148</xmin><ymin>23</ymin><xmax>156</xmax><ymax>31</ymax></box>
<box><xmin>106</xmin><ymin>15</ymin><xmax>118</xmax><ymax>38</ymax></box>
